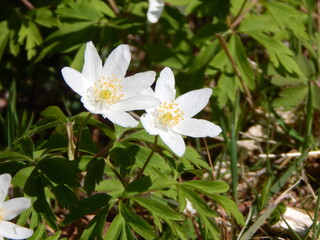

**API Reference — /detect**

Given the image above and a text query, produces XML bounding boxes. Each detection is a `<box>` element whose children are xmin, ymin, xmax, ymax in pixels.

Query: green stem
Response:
<box><xmin>136</xmin><ymin>136</ymin><xmax>158</xmax><ymax>179</ymax></box>
<box><xmin>105</xmin><ymin>156</ymin><xmax>127</xmax><ymax>188</ymax></box>
<box><xmin>75</xmin><ymin>113</ymin><xmax>92</xmax><ymax>158</ymax></box>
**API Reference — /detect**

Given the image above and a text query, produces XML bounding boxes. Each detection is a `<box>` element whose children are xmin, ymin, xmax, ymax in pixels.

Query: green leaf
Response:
<box><xmin>76</xmin><ymin>112</ymin><xmax>116</xmax><ymax>140</ymax></box>
<box><xmin>34</xmin><ymin>193</ymin><xmax>59</xmax><ymax>230</ymax></box>
<box><xmin>38</xmin><ymin>157</ymin><xmax>80</xmax><ymax>187</ymax></box>
<box><xmin>51</xmin><ymin>185</ymin><xmax>78</xmax><ymax>208</ymax></box>
<box><xmin>272</xmin><ymin>85</ymin><xmax>308</xmax><ymax>110</ymax></box>
<box><xmin>40</xmin><ymin>106</ymin><xmax>67</xmax><ymax>122</ymax></box>
<box><xmin>34</xmin><ymin>8</ymin><xmax>57</xmax><ymax>28</ymax></box>
<box><xmin>123</xmin><ymin>176</ymin><xmax>176</xmax><ymax>197</ymax></box>
<box><xmin>182</xmin><ymin>147</ymin><xmax>211</xmax><ymax>170</ymax></box>
<box><xmin>0</xmin><ymin>21</ymin><xmax>10</xmax><ymax>60</ymax></box>
<box><xmin>180</xmin><ymin>180</ymin><xmax>229</xmax><ymax>195</ymax></box>
<box><xmin>104</xmin><ymin>214</ymin><xmax>124</xmax><ymax>240</ymax></box>
<box><xmin>12</xmin><ymin>166</ymin><xmax>35</xmax><ymax>188</ymax></box>
<box><xmin>229</xmin><ymin>34</ymin><xmax>255</xmax><ymax>89</ymax></box>
<box><xmin>56</xmin><ymin>3</ymin><xmax>103</xmax><ymax>21</ymax></box>
<box><xmin>119</xmin><ymin>202</ymin><xmax>156</xmax><ymax>239</ymax></box>
<box><xmin>64</xmin><ymin>194</ymin><xmax>111</xmax><ymax>224</ymax></box>
<box><xmin>210</xmin><ymin>194</ymin><xmax>245</xmax><ymax>225</ymax></box>
<box><xmin>0</xmin><ymin>151</ymin><xmax>33</xmax><ymax>162</ymax></box>
<box><xmin>80</xmin><ymin>207</ymin><xmax>109</xmax><ymax>240</ymax></box>
<box><xmin>165</xmin><ymin>0</ymin><xmax>194</xmax><ymax>5</ymax></box>
<box><xmin>28</xmin><ymin>223</ymin><xmax>46</xmax><ymax>240</ymax></box>
<box><xmin>165</xmin><ymin>220</ymin><xmax>188</xmax><ymax>240</ymax></box>
<box><xmin>132</xmin><ymin>196</ymin><xmax>184</xmax><ymax>221</ymax></box>
<box><xmin>18</xmin><ymin>20</ymin><xmax>43</xmax><ymax>59</ymax></box>
<box><xmin>84</xmin><ymin>158</ymin><xmax>105</xmax><ymax>195</ymax></box>
<box><xmin>45</xmin><ymin>21</ymin><xmax>95</xmax><ymax>42</ymax></box>
<box><xmin>178</xmin><ymin>186</ymin><xmax>217</xmax><ymax>217</ymax></box>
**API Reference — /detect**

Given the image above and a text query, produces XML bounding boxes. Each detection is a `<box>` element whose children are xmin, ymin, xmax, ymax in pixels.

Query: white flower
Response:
<box><xmin>61</xmin><ymin>42</ymin><xmax>160</xmax><ymax>128</ymax></box>
<box><xmin>0</xmin><ymin>174</ymin><xmax>33</xmax><ymax>240</ymax></box>
<box><xmin>141</xmin><ymin>67</ymin><xmax>222</xmax><ymax>157</ymax></box>
<box><xmin>147</xmin><ymin>0</ymin><xmax>164</xmax><ymax>23</ymax></box>
<box><xmin>183</xmin><ymin>199</ymin><xmax>197</xmax><ymax>216</ymax></box>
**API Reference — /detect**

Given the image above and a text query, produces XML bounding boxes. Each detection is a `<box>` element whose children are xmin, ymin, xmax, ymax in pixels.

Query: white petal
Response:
<box><xmin>61</xmin><ymin>67</ymin><xmax>89</xmax><ymax>96</ymax></box>
<box><xmin>159</xmin><ymin>130</ymin><xmax>185</xmax><ymax>157</ymax></box>
<box><xmin>0</xmin><ymin>221</ymin><xmax>33</xmax><ymax>239</ymax></box>
<box><xmin>173</xmin><ymin>118</ymin><xmax>222</xmax><ymax>138</ymax></box>
<box><xmin>1</xmin><ymin>198</ymin><xmax>31</xmax><ymax>221</ymax></box>
<box><xmin>147</xmin><ymin>0</ymin><xmax>165</xmax><ymax>23</ymax></box>
<box><xmin>155</xmin><ymin>67</ymin><xmax>176</xmax><ymax>102</ymax></box>
<box><xmin>102</xmin><ymin>109</ymin><xmax>138</xmax><ymax>128</ymax></box>
<box><xmin>0</xmin><ymin>174</ymin><xmax>11</xmax><ymax>203</ymax></box>
<box><xmin>113</xmin><ymin>94</ymin><xmax>160</xmax><ymax>111</ymax></box>
<box><xmin>141</xmin><ymin>113</ymin><xmax>160</xmax><ymax>135</ymax></box>
<box><xmin>175</xmin><ymin>88</ymin><xmax>212</xmax><ymax>118</ymax></box>
<box><xmin>81</xmin><ymin>97</ymin><xmax>104</xmax><ymax>115</ymax></box>
<box><xmin>122</xmin><ymin>71</ymin><xmax>156</xmax><ymax>98</ymax></box>
<box><xmin>82</xmin><ymin>41</ymin><xmax>102</xmax><ymax>83</ymax></box>
<box><xmin>101</xmin><ymin>44</ymin><xmax>131</xmax><ymax>80</ymax></box>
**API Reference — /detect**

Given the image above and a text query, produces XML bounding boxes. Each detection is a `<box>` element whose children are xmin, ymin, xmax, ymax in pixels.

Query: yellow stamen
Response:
<box><xmin>157</xmin><ymin>101</ymin><xmax>184</xmax><ymax>128</ymax></box>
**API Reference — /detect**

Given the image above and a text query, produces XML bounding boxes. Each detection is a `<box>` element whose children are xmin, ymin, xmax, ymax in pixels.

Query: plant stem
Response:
<box><xmin>105</xmin><ymin>156</ymin><xmax>127</xmax><ymax>188</ymax></box>
<box><xmin>136</xmin><ymin>136</ymin><xmax>158</xmax><ymax>179</ymax></box>
<box><xmin>75</xmin><ymin>113</ymin><xmax>92</xmax><ymax>158</ymax></box>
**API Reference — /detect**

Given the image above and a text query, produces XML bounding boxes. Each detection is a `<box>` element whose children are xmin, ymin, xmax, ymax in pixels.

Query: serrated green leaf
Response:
<box><xmin>35</xmin><ymin>8</ymin><xmax>57</xmax><ymax>28</ymax></box>
<box><xmin>51</xmin><ymin>185</ymin><xmax>78</xmax><ymax>208</ymax></box>
<box><xmin>271</xmin><ymin>76</ymin><xmax>307</xmax><ymax>86</ymax></box>
<box><xmin>0</xmin><ymin>151</ymin><xmax>33</xmax><ymax>162</ymax></box>
<box><xmin>84</xmin><ymin>158</ymin><xmax>105</xmax><ymax>195</ymax></box>
<box><xmin>132</xmin><ymin>196</ymin><xmax>184</xmax><ymax>221</ymax></box>
<box><xmin>272</xmin><ymin>85</ymin><xmax>308</xmax><ymax>110</ymax></box>
<box><xmin>120</xmin><ymin>202</ymin><xmax>156</xmax><ymax>239</ymax></box>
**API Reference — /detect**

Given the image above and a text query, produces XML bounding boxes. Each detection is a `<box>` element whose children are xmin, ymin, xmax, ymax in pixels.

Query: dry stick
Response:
<box><xmin>230</xmin><ymin>0</ymin><xmax>258</xmax><ymax>30</ymax></box>
<box><xmin>203</xmin><ymin>138</ymin><xmax>215</xmax><ymax>180</ymax></box>
<box><xmin>107</xmin><ymin>0</ymin><xmax>120</xmax><ymax>15</ymax></box>
<box><xmin>20</xmin><ymin>0</ymin><xmax>34</xmax><ymax>9</ymax></box>
<box><xmin>259</xmin><ymin>150</ymin><xmax>320</xmax><ymax>159</ymax></box>
<box><xmin>215</xmin><ymin>34</ymin><xmax>255</xmax><ymax>110</ymax></box>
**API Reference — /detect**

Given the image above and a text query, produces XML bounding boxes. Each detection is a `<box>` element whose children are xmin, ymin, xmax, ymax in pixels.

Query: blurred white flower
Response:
<box><xmin>141</xmin><ymin>67</ymin><xmax>222</xmax><ymax>156</ymax></box>
<box><xmin>147</xmin><ymin>0</ymin><xmax>164</xmax><ymax>23</ymax></box>
<box><xmin>62</xmin><ymin>42</ymin><xmax>160</xmax><ymax>128</ymax></box>
<box><xmin>183</xmin><ymin>199</ymin><xmax>197</xmax><ymax>216</ymax></box>
<box><xmin>0</xmin><ymin>174</ymin><xmax>33</xmax><ymax>240</ymax></box>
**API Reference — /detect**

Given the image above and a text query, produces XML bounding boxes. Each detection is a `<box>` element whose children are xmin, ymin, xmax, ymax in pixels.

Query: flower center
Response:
<box><xmin>155</xmin><ymin>101</ymin><xmax>184</xmax><ymax>129</ymax></box>
<box><xmin>87</xmin><ymin>76</ymin><xmax>124</xmax><ymax>106</ymax></box>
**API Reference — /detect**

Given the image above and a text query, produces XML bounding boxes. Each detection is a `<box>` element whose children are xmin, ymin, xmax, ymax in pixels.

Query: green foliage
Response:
<box><xmin>0</xmin><ymin>0</ymin><xmax>319</xmax><ymax>239</ymax></box>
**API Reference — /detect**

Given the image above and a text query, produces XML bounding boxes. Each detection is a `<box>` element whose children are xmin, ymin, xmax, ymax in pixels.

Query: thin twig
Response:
<box><xmin>20</xmin><ymin>0</ymin><xmax>35</xmax><ymax>9</ymax></box>
<box><xmin>216</xmin><ymin>33</ymin><xmax>255</xmax><ymax>110</ymax></box>
<box><xmin>230</xmin><ymin>0</ymin><xmax>258</xmax><ymax>30</ymax></box>
<box><xmin>203</xmin><ymin>138</ymin><xmax>215</xmax><ymax>180</ymax></box>
<box><xmin>136</xmin><ymin>136</ymin><xmax>158</xmax><ymax>179</ymax></box>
